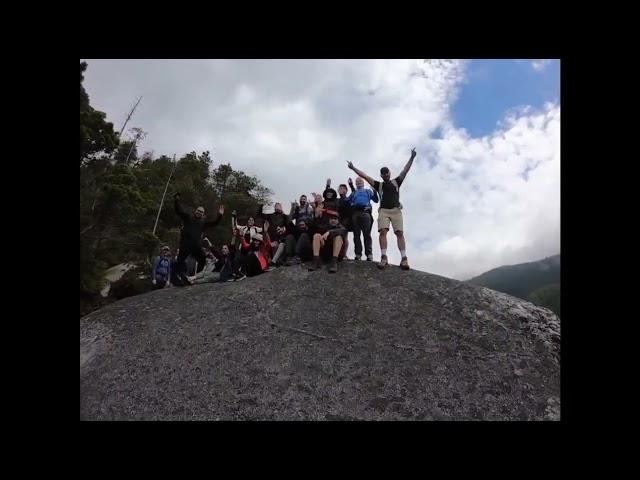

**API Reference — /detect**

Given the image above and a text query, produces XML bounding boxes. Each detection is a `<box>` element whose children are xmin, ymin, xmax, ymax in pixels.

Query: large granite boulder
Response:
<box><xmin>80</xmin><ymin>261</ymin><xmax>560</xmax><ymax>420</ymax></box>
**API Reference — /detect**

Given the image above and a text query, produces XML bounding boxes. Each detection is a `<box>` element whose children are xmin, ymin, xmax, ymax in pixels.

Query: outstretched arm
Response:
<box><xmin>204</xmin><ymin>205</ymin><xmax>225</xmax><ymax>228</ymax></box>
<box><xmin>347</xmin><ymin>161</ymin><xmax>376</xmax><ymax>188</ymax></box>
<box><xmin>397</xmin><ymin>148</ymin><xmax>417</xmax><ymax>183</ymax></box>
<box><xmin>231</xmin><ymin>210</ymin><xmax>238</xmax><ymax>230</ymax></box>
<box><xmin>173</xmin><ymin>193</ymin><xmax>189</xmax><ymax>222</ymax></box>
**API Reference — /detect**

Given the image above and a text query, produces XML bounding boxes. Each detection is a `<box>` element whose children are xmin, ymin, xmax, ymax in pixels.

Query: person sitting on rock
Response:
<box><xmin>257</xmin><ymin>202</ymin><xmax>289</xmax><ymax>266</ymax></box>
<box><xmin>232</xmin><ymin>210</ymin><xmax>262</xmax><ymax>245</ymax></box>
<box><xmin>348</xmin><ymin>176</ymin><xmax>379</xmax><ymax>261</ymax></box>
<box><xmin>236</xmin><ymin>230</ymin><xmax>272</xmax><ymax>277</ymax></box>
<box><xmin>308</xmin><ymin>209</ymin><xmax>347</xmax><ymax>273</ymax></box>
<box><xmin>202</xmin><ymin>238</ymin><xmax>245</xmax><ymax>282</ymax></box>
<box><xmin>173</xmin><ymin>192</ymin><xmax>225</xmax><ymax>285</ymax></box>
<box><xmin>313</xmin><ymin>184</ymin><xmax>347</xmax><ymax>261</ymax></box>
<box><xmin>283</xmin><ymin>218</ymin><xmax>313</xmax><ymax>265</ymax></box>
<box><xmin>151</xmin><ymin>245</ymin><xmax>172</xmax><ymax>290</ymax></box>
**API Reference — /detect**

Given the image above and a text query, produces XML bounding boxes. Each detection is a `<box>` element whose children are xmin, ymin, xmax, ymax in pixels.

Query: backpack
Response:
<box><xmin>377</xmin><ymin>179</ymin><xmax>402</xmax><ymax>210</ymax></box>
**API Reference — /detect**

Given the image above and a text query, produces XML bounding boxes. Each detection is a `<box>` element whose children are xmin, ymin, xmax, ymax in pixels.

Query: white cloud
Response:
<box><xmin>82</xmin><ymin>59</ymin><xmax>559</xmax><ymax>280</ymax></box>
<box><xmin>531</xmin><ymin>59</ymin><xmax>551</xmax><ymax>72</ymax></box>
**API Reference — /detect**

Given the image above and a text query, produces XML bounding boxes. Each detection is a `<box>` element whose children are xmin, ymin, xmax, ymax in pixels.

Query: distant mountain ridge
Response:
<box><xmin>467</xmin><ymin>254</ymin><xmax>560</xmax><ymax>315</ymax></box>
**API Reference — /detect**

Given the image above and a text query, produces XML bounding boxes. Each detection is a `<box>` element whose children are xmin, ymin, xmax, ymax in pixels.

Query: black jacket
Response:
<box><xmin>322</xmin><ymin>187</ymin><xmax>339</xmax><ymax>212</ymax></box>
<box><xmin>257</xmin><ymin>205</ymin><xmax>289</xmax><ymax>240</ymax></box>
<box><xmin>209</xmin><ymin>245</ymin><xmax>236</xmax><ymax>272</ymax></box>
<box><xmin>175</xmin><ymin>199</ymin><xmax>223</xmax><ymax>246</ymax></box>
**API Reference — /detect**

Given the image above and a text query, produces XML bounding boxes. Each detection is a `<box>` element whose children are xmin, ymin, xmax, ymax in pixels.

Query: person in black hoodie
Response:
<box><xmin>308</xmin><ymin>209</ymin><xmax>346</xmax><ymax>273</ymax></box>
<box><xmin>322</xmin><ymin>179</ymin><xmax>339</xmax><ymax>212</ymax></box>
<box><xmin>173</xmin><ymin>192</ymin><xmax>225</xmax><ymax>285</ymax></box>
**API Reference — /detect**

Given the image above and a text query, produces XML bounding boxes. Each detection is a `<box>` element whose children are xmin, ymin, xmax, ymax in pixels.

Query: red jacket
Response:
<box><xmin>240</xmin><ymin>233</ymin><xmax>272</xmax><ymax>271</ymax></box>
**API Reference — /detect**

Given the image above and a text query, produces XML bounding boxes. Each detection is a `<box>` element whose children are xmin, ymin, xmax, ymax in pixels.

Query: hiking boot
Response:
<box><xmin>400</xmin><ymin>257</ymin><xmax>410</xmax><ymax>270</ymax></box>
<box><xmin>308</xmin><ymin>256</ymin><xmax>322</xmax><ymax>271</ymax></box>
<box><xmin>328</xmin><ymin>257</ymin><xmax>338</xmax><ymax>273</ymax></box>
<box><xmin>354</xmin><ymin>256</ymin><xmax>361</xmax><ymax>261</ymax></box>
<box><xmin>366</xmin><ymin>254</ymin><xmax>373</xmax><ymax>261</ymax></box>
<box><xmin>377</xmin><ymin>255</ymin><xmax>388</xmax><ymax>269</ymax></box>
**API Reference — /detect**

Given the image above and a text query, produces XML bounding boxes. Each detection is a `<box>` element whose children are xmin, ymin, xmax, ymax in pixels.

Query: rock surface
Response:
<box><xmin>80</xmin><ymin>260</ymin><xmax>560</xmax><ymax>420</ymax></box>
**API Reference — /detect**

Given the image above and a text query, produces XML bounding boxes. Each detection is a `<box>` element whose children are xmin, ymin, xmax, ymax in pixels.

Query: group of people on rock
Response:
<box><xmin>151</xmin><ymin>149</ymin><xmax>417</xmax><ymax>289</ymax></box>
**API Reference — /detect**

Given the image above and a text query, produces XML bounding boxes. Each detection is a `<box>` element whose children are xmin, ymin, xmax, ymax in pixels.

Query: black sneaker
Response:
<box><xmin>366</xmin><ymin>255</ymin><xmax>373</xmax><ymax>261</ymax></box>
<box><xmin>354</xmin><ymin>256</ymin><xmax>362</xmax><ymax>261</ymax></box>
<box><xmin>234</xmin><ymin>274</ymin><xmax>246</xmax><ymax>281</ymax></box>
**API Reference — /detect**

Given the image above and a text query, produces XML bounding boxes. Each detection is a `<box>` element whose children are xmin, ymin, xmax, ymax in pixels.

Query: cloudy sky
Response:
<box><xmin>81</xmin><ymin>59</ymin><xmax>560</xmax><ymax>280</ymax></box>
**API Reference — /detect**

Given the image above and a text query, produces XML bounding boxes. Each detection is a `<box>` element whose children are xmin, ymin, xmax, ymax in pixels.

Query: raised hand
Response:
<box><xmin>410</xmin><ymin>147</ymin><xmax>416</xmax><ymax>158</ymax></box>
<box><xmin>218</xmin><ymin>205</ymin><xmax>225</xmax><ymax>216</ymax></box>
<box><xmin>347</xmin><ymin>161</ymin><xmax>354</xmax><ymax>170</ymax></box>
<box><xmin>326</xmin><ymin>178</ymin><xmax>331</xmax><ymax>186</ymax></box>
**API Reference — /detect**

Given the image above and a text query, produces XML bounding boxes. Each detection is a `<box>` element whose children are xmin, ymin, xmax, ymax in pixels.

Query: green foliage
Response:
<box><xmin>468</xmin><ymin>254</ymin><xmax>561</xmax><ymax>317</ymax></box>
<box><xmin>79</xmin><ymin>61</ymin><xmax>274</xmax><ymax>315</ymax></box>
<box><xmin>468</xmin><ymin>255</ymin><xmax>560</xmax><ymax>299</ymax></box>
<box><xmin>80</xmin><ymin>62</ymin><xmax>119</xmax><ymax>165</ymax></box>
<box><xmin>528</xmin><ymin>283</ymin><xmax>560</xmax><ymax>316</ymax></box>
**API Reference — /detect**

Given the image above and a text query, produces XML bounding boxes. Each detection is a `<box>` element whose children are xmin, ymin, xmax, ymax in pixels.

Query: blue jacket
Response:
<box><xmin>348</xmin><ymin>188</ymin><xmax>379</xmax><ymax>209</ymax></box>
<box><xmin>152</xmin><ymin>256</ymin><xmax>171</xmax><ymax>282</ymax></box>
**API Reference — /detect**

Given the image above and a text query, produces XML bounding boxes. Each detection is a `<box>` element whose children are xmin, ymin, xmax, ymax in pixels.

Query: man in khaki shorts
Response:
<box><xmin>347</xmin><ymin>148</ymin><xmax>416</xmax><ymax>270</ymax></box>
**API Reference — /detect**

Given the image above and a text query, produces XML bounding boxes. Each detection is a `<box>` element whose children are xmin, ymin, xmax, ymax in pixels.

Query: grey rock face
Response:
<box><xmin>80</xmin><ymin>261</ymin><xmax>560</xmax><ymax>421</ymax></box>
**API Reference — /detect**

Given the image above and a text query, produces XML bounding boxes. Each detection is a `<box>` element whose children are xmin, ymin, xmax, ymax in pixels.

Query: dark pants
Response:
<box><xmin>352</xmin><ymin>210</ymin><xmax>373</xmax><ymax>257</ymax></box>
<box><xmin>175</xmin><ymin>243</ymin><xmax>207</xmax><ymax>277</ymax></box>
<box><xmin>285</xmin><ymin>233</ymin><xmax>312</xmax><ymax>260</ymax></box>
<box><xmin>218</xmin><ymin>258</ymin><xmax>235</xmax><ymax>282</ymax></box>
<box><xmin>237</xmin><ymin>253</ymin><xmax>264</xmax><ymax>277</ymax></box>
<box><xmin>320</xmin><ymin>233</ymin><xmax>346</xmax><ymax>262</ymax></box>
